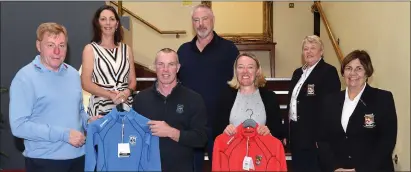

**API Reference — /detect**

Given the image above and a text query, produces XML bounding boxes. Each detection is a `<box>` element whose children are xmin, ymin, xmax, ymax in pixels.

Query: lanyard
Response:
<box><xmin>246</xmin><ymin>136</ymin><xmax>250</xmax><ymax>157</ymax></box>
<box><xmin>121</xmin><ymin>118</ymin><xmax>125</xmax><ymax>143</ymax></box>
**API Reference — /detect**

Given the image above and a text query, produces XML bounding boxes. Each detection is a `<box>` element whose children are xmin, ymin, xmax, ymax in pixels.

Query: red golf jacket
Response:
<box><xmin>212</xmin><ymin>124</ymin><xmax>287</xmax><ymax>171</ymax></box>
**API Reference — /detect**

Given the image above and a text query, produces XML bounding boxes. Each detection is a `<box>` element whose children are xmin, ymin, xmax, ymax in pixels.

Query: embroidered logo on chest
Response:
<box><xmin>129</xmin><ymin>135</ymin><xmax>137</xmax><ymax>146</ymax></box>
<box><xmin>176</xmin><ymin>104</ymin><xmax>184</xmax><ymax>114</ymax></box>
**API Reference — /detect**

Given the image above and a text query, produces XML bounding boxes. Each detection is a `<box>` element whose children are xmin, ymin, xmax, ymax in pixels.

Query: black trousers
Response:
<box><xmin>291</xmin><ymin>148</ymin><xmax>320</xmax><ymax>172</ymax></box>
<box><xmin>193</xmin><ymin>128</ymin><xmax>213</xmax><ymax>172</ymax></box>
<box><xmin>25</xmin><ymin>155</ymin><xmax>85</xmax><ymax>172</ymax></box>
<box><xmin>289</xmin><ymin>121</ymin><xmax>321</xmax><ymax>172</ymax></box>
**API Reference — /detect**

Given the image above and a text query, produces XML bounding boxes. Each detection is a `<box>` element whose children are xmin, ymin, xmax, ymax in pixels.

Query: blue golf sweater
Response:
<box><xmin>9</xmin><ymin>55</ymin><xmax>89</xmax><ymax>160</ymax></box>
<box><xmin>84</xmin><ymin>108</ymin><xmax>161</xmax><ymax>171</ymax></box>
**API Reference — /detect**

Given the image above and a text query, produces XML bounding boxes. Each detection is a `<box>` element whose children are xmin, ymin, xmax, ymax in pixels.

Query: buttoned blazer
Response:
<box><xmin>318</xmin><ymin>84</ymin><xmax>397</xmax><ymax>172</ymax></box>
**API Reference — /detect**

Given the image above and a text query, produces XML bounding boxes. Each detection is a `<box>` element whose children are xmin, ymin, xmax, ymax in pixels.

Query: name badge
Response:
<box><xmin>118</xmin><ymin>143</ymin><xmax>131</xmax><ymax>158</ymax></box>
<box><xmin>307</xmin><ymin>84</ymin><xmax>316</xmax><ymax>96</ymax></box>
<box><xmin>243</xmin><ymin>156</ymin><xmax>254</xmax><ymax>170</ymax></box>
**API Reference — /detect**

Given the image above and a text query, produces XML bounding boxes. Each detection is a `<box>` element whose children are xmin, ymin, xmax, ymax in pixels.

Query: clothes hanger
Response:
<box><xmin>113</xmin><ymin>82</ymin><xmax>132</xmax><ymax>112</ymax></box>
<box><xmin>116</xmin><ymin>103</ymin><xmax>131</xmax><ymax>112</ymax></box>
<box><xmin>243</xmin><ymin>119</ymin><xmax>257</xmax><ymax>128</ymax></box>
<box><xmin>243</xmin><ymin>109</ymin><xmax>257</xmax><ymax>128</ymax></box>
<box><xmin>116</xmin><ymin>103</ymin><xmax>125</xmax><ymax>112</ymax></box>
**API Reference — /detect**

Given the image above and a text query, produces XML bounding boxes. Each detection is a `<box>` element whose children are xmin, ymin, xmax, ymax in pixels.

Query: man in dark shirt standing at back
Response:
<box><xmin>177</xmin><ymin>4</ymin><xmax>240</xmax><ymax>171</ymax></box>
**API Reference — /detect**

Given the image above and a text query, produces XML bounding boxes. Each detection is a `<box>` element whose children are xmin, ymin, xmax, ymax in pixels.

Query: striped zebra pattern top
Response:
<box><xmin>87</xmin><ymin>42</ymin><xmax>133</xmax><ymax>116</ymax></box>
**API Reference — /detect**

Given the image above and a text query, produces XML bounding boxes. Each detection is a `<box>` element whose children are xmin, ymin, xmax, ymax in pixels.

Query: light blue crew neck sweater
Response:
<box><xmin>9</xmin><ymin>55</ymin><xmax>89</xmax><ymax>160</ymax></box>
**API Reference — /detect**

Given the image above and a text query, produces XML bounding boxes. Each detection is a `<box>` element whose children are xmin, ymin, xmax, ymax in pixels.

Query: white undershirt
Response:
<box><xmin>341</xmin><ymin>84</ymin><xmax>366</xmax><ymax>132</ymax></box>
<box><xmin>289</xmin><ymin>59</ymin><xmax>321</xmax><ymax>121</ymax></box>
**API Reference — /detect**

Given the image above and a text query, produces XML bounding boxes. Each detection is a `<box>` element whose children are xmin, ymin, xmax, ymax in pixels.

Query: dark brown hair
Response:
<box><xmin>341</xmin><ymin>50</ymin><xmax>374</xmax><ymax>77</ymax></box>
<box><xmin>91</xmin><ymin>5</ymin><xmax>123</xmax><ymax>45</ymax></box>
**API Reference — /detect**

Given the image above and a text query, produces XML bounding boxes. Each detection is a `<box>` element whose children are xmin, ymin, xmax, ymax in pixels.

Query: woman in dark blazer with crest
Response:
<box><xmin>284</xmin><ymin>35</ymin><xmax>341</xmax><ymax>172</ymax></box>
<box><xmin>319</xmin><ymin>50</ymin><xmax>397</xmax><ymax>172</ymax></box>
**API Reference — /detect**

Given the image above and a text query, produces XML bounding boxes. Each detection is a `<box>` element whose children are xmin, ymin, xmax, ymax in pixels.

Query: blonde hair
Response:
<box><xmin>301</xmin><ymin>35</ymin><xmax>324</xmax><ymax>51</ymax></box>
<box><xmin>228</xmin><ymin>52</ymin><xmax>266</xmax><ymax>89</ymax></box>
<box><xmin>36</xmin><ymin>22</ymin><xmax>68</xmax><ymax>41</ymax></box>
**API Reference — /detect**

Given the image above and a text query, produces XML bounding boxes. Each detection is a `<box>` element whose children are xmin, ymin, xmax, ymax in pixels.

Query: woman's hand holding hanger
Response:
<box><xmin>108</xmin><ymin>90</ymin><xmax>121</xmax><ymax>104</ymax></box>
<box><xmin>110</xmin><ymin>89</ymin><xmax>130</xmax><ymax>105</ymax></box>
<box><xmin>256</xmin><ymin>125</ymin><xmax>270</xmax><ymax>136</ymax></box>
<box><xmin>224</xmin><ymin>124</ymin><xmax>271</xmax><ymax>136</ymax></box>
<box><xmin>224</xmin><ymin>124</ymin><xmax>237</xmax><ymax>136</ymax></box>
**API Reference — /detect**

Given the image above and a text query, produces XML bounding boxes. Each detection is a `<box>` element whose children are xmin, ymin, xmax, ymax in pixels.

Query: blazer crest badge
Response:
<box><xmin>363</xmin><ymin>113</ymin><xmax>376</xmax><ymax>128</ymax></box>
<box><xmin>307</xmin><ymin>84</ymin><xmax>316</xmax><ymax>96</ymax></box>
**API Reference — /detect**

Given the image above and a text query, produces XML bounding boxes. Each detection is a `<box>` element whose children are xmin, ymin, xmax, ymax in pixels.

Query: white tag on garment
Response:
<box><xmin>243</xmin><ymin>156</ymin><xmax>254</xmax><ymax>170</ymax></box>
<box><xmin>118</xmin><ymin>143</ymin><xmax>130</xmax><ymax>158</ymax></box>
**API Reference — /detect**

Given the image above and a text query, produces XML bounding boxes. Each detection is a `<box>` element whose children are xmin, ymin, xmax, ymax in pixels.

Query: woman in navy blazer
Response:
<box><xmin>319</xmin><ymin>50</ymin><xmax>397</xmax><ymax>172</ymax></box>
<box><xmin>285</xmin><ymin>35</ymin><xmax>341</xmax><ymax>172</ymax></box>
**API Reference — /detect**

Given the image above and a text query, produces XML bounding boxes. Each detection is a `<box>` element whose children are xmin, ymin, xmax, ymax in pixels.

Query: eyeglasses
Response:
<box><xmin>344</xmin><ymin>66</ymin><xmax>364</xmax><ymax>74</ymax></box>
<box><xmin>155</xmin><ymin>62</ymin><xmax>178</xmax><ymax>69</ymax></box>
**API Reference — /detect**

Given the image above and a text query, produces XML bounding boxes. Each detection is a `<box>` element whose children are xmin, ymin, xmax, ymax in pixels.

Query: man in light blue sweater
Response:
<box><xmin>9</xmin><ymin>22</ymin><xmax>100</xmax><ymax>172</ymax></box>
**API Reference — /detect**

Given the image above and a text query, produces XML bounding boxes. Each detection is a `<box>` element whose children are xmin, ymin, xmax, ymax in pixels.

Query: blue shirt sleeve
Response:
<box><xmin>9</xmin><ymin>74</ymin><xmax>70</xmax><ymax>143</ymax></box>
<box><xmin>85</xmin><ymin>123</ymin><xmax>98</xmax><ymax>171</ymax></box>
<box><xmin>132</xmin><ymin>112</ymin><xmax>162</xmax><ymax>171</ymax></box>
<box><xmin>139</xmin><ymin>133</ymin><xmax>161</xmax><ymax>171</ymax></box>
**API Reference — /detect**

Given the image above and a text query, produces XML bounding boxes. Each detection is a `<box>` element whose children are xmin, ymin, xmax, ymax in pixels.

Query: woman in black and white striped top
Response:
<box><xmin>81</xmin><ymin>5</ymin><xmax>136</xmax><ymax>117</ymax></box>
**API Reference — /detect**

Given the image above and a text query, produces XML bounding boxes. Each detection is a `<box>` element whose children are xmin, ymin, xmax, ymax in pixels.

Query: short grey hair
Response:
<box><xmin>191</xmin><ymin>4</ymin><xmax>214</xmax><ymax>18</ymax></box>
<box><xmin>154</xmin><ymin>48</ymin><xmax>179</xmax><ymax>64</ymax></box>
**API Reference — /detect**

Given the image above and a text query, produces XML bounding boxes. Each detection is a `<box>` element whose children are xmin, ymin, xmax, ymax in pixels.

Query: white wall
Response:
<box><xmin>273</xmin><ymin>2</ymin><xmax>314</xmax><ymax>77</ymax></box>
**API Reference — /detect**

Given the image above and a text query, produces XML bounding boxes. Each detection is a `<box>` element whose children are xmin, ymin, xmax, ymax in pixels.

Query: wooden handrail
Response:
<box><xmin>110</xmin><ymin>1</ymin><xmax>187</xmax><ymax>38</ymax></box>
<box><xmin>313</xmin><ymin>1</ymin><xmax>344</xmax><ymax>63</ymax></box>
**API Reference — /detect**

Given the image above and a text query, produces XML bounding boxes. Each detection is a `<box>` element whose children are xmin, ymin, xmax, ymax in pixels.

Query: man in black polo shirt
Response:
<box><xmin>133</xmin><ymin>48</ymin><xmax>208</xmax><ymax>172</ymax></box>
<box><xmin>177</xmin><ymin>4</ymin><xmax>239</xmax><ymax>171</ymax></box>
